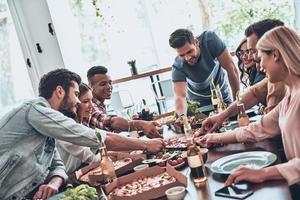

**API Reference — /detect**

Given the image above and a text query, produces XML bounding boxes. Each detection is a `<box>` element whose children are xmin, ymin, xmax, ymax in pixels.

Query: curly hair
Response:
<box><xmin>236</xmin><ymin>39</ymin><xmax>259</xmax><ymax>87</ymax></box>
<box><xmin>38</xmin><ymin>68</ymin><xmax>81</xmax><ymax>99</ymax></box>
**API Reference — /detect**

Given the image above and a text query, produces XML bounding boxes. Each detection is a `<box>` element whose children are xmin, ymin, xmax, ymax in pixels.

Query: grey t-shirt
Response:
<box><xmin>172</xmin><ymin>31</ymin><xmax>232</xmax><ymax>106</ymax></box>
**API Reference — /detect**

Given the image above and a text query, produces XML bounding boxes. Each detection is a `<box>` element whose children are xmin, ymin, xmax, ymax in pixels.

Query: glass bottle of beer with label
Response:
<box><xmin>236</xmin><ymin>91</ymin><xmax>250</xmax><ymax>127</ymax></box>
<box><xmin>210</xmin><ymin>80</ymin><xmax>219</xmax><ymax>111</ymax></box>
<box><xmin>216</xmin><ymin>84</ymin><xmax>227</xmax><ymax>113</ymax></box>
<box><xmin>187</xmin><ymin>140</ymin><xmax>207</xmax><ymax>185</ymax></box>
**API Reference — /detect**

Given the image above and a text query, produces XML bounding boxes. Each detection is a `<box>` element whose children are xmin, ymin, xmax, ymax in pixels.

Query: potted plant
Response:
<box><xmin>127</xmin><ymin>59</ymin><xmax>138</xmax><ymax>75</ymax></box>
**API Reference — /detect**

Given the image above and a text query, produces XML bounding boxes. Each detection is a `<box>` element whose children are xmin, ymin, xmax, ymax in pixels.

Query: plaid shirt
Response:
<box><xmin>83</xmin><ymin>97</ymin><xmax>115</xmax><ymax>131</ymax></box>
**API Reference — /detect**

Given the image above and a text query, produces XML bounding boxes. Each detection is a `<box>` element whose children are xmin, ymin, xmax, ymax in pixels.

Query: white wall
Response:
<box><xmin>7</xmin><ymin>0</ymin><xmax>65</xmax><ymax>94</ymax></box>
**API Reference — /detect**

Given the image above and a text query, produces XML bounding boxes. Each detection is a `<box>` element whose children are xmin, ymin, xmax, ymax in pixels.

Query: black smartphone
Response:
<box><xmin>215</xmin><ymin>183</ymin><xmax>254</xmax><ymax>199</ymax></box>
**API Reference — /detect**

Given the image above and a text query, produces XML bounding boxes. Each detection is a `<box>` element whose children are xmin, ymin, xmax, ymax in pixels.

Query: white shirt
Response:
<box><xmin>56</xmin><ymin>129</ymin><xmax>106</xmax><ymax>174</ymax></box>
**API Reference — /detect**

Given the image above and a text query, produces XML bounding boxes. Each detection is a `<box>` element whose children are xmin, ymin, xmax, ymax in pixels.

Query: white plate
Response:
<box><xmin>210</xmin><ymin>151</ymin><xmax>277</xmax><ymax>174</ymax></box>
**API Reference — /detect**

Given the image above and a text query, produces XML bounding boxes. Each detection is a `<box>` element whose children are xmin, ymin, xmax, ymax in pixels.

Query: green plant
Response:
<box><xmin>187</xmin><ymin>100</ymin><xmax>201</xmax><ymax>117</ymax></box>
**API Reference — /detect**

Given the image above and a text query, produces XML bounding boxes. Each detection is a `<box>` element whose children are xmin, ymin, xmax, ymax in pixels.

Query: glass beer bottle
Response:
<box><xmin>210</xmin><ymin>80</ymin><xmax>219</xmax><ymax>111</ymax></box>
<box><xmin>216</xmin><ymin>84</ymin><xmax>227</xmax><ymax>113</ymax></box>
<box><xmin>237</xmin><ymin>103</ymin><xmax>249</xmax><ymax>127</ymax></box>
<box><xmin>99</xmin><ymin>142</ymin><xmax>116</xmax><ymax>183</ymax></box>
<box><xmin>187</xmin><ymin>142</ymin><xmax>207</xmax><ymax>184</ymax></box>
<box><xmin>183</xmin><ymin>116</ymin><xmax>193</xmax><ymax>146</ymax></box>
<box><xmin>236</xmin><ymin>91</ymin><xmax>250</xmax><ymax>127</ymax></box>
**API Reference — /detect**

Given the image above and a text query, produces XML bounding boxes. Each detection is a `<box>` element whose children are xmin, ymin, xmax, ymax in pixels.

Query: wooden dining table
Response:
<box><xmin>180</xmin><ymin>139</ymin><xmax>292</xmax><ymax>200</ymax></box>
<box><xmin>157</xmin><ymin>111</ymin><xmax>291</xmax><ymax>199</ymax></box>
<box><xmin>69</xmin><ymin>114</ymin><xmax>292</xmax><ymax>200</ymax></box>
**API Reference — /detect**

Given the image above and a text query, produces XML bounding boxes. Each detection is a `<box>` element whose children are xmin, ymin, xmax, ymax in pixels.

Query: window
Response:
<box><xmin>0</xmin><ymin>1</ymin><xmax>34</xmax><ymax>113</ymax></box>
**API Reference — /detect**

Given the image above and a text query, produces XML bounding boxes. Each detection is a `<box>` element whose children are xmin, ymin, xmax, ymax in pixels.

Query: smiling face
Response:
<box><xmin>90</xmin><ymin>74</ymin><xmax>112</xmax><ymax>102</ymax></box>
<box><xmin>239</xmin><ymin>42</ymin><xmax>255</xmax><ymax>69</ymax></box>
<box><xmin>176</xmin><ymin>40</ymin><xmax>200</xmax><ymax>65</ymax></box>
<box><xmin>58</xmin><ymin>81</ymin><xmax>80</xmax><ymax>119</ymax></box>
<box><xmin>78</xmin><ymin>89</ymin><xmax>93</xmax><ymax>120</ymax></box>
<box><xmin>258</xmin><ymin>49</ymin><xmax>287</xmax><ymax>83</ymax></box>
<box><xmin>246</xmin><ymin>33</ymin><xmax>260</xmax><ymax>65</ymax></box>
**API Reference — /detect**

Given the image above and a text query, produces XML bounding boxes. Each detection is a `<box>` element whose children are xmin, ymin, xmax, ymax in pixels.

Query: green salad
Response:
<box><xmin>62</xmin><ymin>184</ymin><xmax>98</xmax><ymax>200</ymax></box>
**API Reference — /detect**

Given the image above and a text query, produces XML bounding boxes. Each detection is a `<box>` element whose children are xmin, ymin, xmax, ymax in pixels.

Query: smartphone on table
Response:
<box><xmin>215</xmin><ymin>183</ymin><xmax>254</xmax><ymax>199</ymax></box>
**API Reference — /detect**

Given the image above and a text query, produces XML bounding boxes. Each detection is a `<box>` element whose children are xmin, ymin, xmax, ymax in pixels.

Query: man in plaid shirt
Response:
<box><xmin>85</xmin><ymin>66</ymin><xmax>162</xmax><ymax>138</ymax></box>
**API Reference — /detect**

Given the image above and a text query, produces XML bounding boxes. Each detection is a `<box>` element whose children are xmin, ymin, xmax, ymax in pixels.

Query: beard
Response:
<box><xmin>58</xmin><ymin>95</ymin><xmax>77</xmax><ymax>119</ymax></box>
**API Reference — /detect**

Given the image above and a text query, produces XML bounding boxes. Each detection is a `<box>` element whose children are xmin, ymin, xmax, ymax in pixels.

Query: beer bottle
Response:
<box><xmin>99</xmin><ymin>142</ymin><xmax>116</xmax><ymax>183</ymax></box>
<box><xmin>216</xmin><ymin>84</ymin><xmax>226</xmax><ymax>113</ymax></box>
<box><xmin>210</xmin><ymin>80</ymin><xmax>219</xmax><ymax>111</ymax></box>
<box><xmin>183</xmin><ymin>116</ymin><xmax>193</xmax><ymax>146</ymax></box>
<box><xmin>236</xmin><ymin>91</ymin><xmax>250</xmax><ymax>127</ymax></box>
<box><xmin>141</xmin><ymin>99</ymin><xmax>151</xmax><ymax>121</ymax></box>
<box><xmin>187</xmin><ymin>141</ymin><xmax>207</xmax><ymax>185</ymax></box>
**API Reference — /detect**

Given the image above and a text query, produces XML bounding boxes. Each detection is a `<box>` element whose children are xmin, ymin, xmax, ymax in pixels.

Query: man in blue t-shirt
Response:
<box><xmin>169</xmin><ymin>29</ymin><xmax>239</xmax><ymax>116</ymax></box>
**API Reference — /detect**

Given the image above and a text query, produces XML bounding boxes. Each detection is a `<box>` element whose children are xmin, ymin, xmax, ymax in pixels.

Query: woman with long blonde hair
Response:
<box><xmin>198</xmin><ymin>26</ymin><xmax>300</xmax><ymax>198</ymax></box>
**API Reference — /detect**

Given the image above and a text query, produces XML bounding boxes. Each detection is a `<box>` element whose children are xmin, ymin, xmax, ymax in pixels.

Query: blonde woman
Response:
<box><xmin>198</xmin><ymin>26</ymin><xmax>300</xmax><ymax>197</ymax></box>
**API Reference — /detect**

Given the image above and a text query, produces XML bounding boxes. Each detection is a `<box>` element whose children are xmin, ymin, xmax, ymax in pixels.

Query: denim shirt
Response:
<box><xmin>0</xmin><ymin>97</ymin><xmax>104</xmax><ymax>199</ymax></box>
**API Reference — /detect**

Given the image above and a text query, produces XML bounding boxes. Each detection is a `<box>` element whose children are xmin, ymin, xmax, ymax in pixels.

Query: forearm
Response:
<box><xmin>261</xmin><ymin>166</ymin><xmax>283</xmax><ymax>181</ymax></box>
<box><xmin>47</xmin><ymin>150</ymin><xmax>68</xmax><ymax>182</ymax></box>
<box><xmin>132</xmin><ymin>120</ymin><xmax>146</xmax><ymax>130</ymax></box>
<box><xmin>219</xmin><ymin>101</ymin><xmax>238</xmax><ymax>120</ymax></box>
<box><xmin>216</xmin><ymin>132</ymin><xmax>238</xmax><ymax>144</ymax></box>
<box><xmin>211</xmin><ymin>132</ymin><xmax>238</xmax><ymax>144</ymax></box>
<box><xmin>105</xmin><ymin>133</ymin><xmax>146</xmax><ymax>151</ymax></box>
<box><xmin>47</xmin><ymin>176</ymin><xmax>64</xmax><ymax>188</ymax></box>
<box><xmin>111</xmin><ymin>116</ymin><xmax>129</xmax><ymax>132</ymax></box>
<box><xmin>175</xmin><ymin>96</ymin><xmax>187</xmax><ymax>116</ymax></box>
<box><xmin>241</xmin><ymin>90</ymin><xmax>259</xmax><ymax>110</ymax></box>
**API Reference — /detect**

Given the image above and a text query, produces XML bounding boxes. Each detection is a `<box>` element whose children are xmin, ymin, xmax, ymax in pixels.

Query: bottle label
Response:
<box><xmin>187</xmin><ymin>155</ymin><xmax>202</xmax><ymax>168</ymax></box>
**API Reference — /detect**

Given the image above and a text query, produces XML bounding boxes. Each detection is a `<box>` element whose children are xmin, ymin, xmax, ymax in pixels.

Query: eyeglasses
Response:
<box><xmin>236</xmin><ymin>49</ymin><xmax>258</xmax><ymax>57</ymax></box>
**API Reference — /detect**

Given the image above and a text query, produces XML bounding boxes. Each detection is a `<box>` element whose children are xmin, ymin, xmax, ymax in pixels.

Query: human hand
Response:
<box><xmin>225</xmin><ymin>166</ymin><xmax>266</xmax><ymax>186</ymax></box>
<box><xmin>33</xmin><ymin>183</ymin><xmax>59</xmax><ymax>200</ymax></box>
<box><xmin>145</xmin><ymin>138</ymin><xmax>164</xmax><ymax>153</ymax></box>
<box><xmin>142</xmin><ymin>121</ymin><xmax>163</xmax><ymax>138</ymax></box>
<box><xmin>195</xmin><ymin>133</ymin><xmax>220</xmax><ymax>148</ymax></box>
<box><xmin>202</xmin><ymin>114</ymin><xmax>224</xmax><ymax>133</ymax></box>
<box><xmin>174</xmin><ymin>115</ymin><xmax>184</xmax><ymax>126</ymax></box>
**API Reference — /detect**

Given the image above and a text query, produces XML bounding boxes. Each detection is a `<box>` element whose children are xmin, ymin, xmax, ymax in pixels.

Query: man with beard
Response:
<box><xmin>0</xmin><ymin>69</ymin><xmax>104</xmax><ymax>199</ymax></box>
<box><xmin>0</xmin><ymin>68</ymin><xmax>163</xmax><ymax>200</ymax></box>
<box><xmin>86</xmin><ymin>66</ymin><xmax>162</xmax><ymax>138</ymax></box>
<box><xmin>169</xmin><ymin>29</ymin><xmax>240</xmax><ymax>116</ymax></box>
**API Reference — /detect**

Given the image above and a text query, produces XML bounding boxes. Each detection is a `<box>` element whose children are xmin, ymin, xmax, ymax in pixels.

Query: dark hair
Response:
<box><xmin>38</xmin><ymin>68</ymin><xmax>81</xmax><ymax>99</ymax></box>
<box><xmin>244</xmin><ymin>19</ymin><xmax>284</xmax><ymax>39</ymax></box>
<box><xmin>236</xmin><ymin>39</ymin><xmax>264</xmax><ymax>87</ymax></box>
<box><xmin>236</xmin><ymin>39</ymin><xmax>249</xmax><ymax>87</ymax></box>
<box><xmin>169</xmin><ymin>29</ymin><xmax>195</xmax><ymax>48</ymax></box>
<box><xmin>79</xmin><ymin>83</ymin><xmax>91</xmax><ymax>98</ymax></box>
<box><xmin>87</xmin><ymin>66</ymin><xmax>108</xmax><ymax>81</ymax></box>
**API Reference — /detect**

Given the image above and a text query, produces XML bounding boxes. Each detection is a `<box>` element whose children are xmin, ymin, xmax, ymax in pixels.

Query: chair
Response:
<box><xmin>152</xmin><ymin>79</ymin><xmax>174</xmax><ymax>114</ymax></box>
<box><xmin>110</xmin><ymin>90</ymin><xmax>134</xmax><ymax>117</ymax></box>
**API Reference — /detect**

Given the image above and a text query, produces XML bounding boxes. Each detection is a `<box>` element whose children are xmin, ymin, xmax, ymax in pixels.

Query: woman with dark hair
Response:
<box><xmin>235</xmin><ymin>38</ymin><xmax>265</xmax><ymax>87</ymax></box>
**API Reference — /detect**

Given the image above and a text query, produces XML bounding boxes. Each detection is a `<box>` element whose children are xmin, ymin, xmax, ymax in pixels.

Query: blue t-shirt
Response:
<box><xmin>172</xmin><ymin>31</ymin><xmax>232</xmax><ymax>106</ymax></box>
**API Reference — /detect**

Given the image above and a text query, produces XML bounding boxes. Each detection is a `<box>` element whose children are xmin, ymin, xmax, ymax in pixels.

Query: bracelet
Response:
<box><xmin>216</xmin><ymin>134</ymin><xmax>223</xmax><ymax>144</ymax></box>
<box><xmin>128</xmin><ymin>120</ymin><xmax>132</xmax><ymax>132</ymax></box>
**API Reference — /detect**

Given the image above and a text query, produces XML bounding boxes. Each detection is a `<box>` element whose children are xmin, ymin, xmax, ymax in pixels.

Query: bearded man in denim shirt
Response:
<box><xmin>0</xmin><ymin>69</ymin><xmax>105</xmax><ymax>200</ymax></box>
